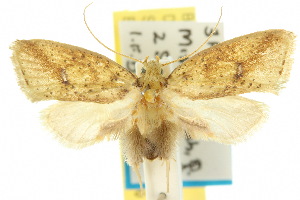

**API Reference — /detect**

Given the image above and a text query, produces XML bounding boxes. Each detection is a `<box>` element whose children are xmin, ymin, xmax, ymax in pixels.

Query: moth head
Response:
<box><xmin>141</xmin><ymin>56</ymin><xmax>164</xmax><ymax>76</ymax></box>
<box><xmin>139</xmin><ymin>56</ymin><xmax>166</xmax><ymax>90</ymax></box>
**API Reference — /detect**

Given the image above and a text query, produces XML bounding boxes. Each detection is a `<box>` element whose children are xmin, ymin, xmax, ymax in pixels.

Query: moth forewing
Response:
<box><xmin>11</xmin><ymin>39</ymin><xmax>138</xmax><ymax>104</ymax></box>
<box><xmin>166</xmin><ymin>29</ymin><xmax>295</xmax><ymax>100</ymax></box>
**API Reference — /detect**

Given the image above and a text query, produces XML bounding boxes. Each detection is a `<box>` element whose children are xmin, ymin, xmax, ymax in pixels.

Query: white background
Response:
<box><xmin>1</xmin><ymin>0</ymin><xmax>299</xmax><ymax>200</ymax></box>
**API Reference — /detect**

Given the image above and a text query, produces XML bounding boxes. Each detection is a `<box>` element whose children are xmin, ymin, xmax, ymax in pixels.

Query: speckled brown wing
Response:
<box><xmin>11</xmin><ymin>39</ymin><xmax>138</xmax><ymax>104</ymax></box>
<box><xmin>166</xmin><ymin>29</ymin><xmax>295</xmax><ymax>100</ymax></box>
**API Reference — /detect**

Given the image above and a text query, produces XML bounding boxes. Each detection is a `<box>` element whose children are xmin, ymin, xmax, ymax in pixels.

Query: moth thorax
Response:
<box><xmin>144</xmin><ymin>89</ymin><xmax>157</xmax><ymax>103</ymax></box>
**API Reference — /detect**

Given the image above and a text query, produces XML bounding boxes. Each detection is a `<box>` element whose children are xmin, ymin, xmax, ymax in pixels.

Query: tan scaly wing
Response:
<box><xmin>11</xmin><ymin>39</ymin><xmax>138</xmax><ymax>104</ymax></box>
<box><xmin>162</xmin><ymin>29</ymin><xmax>294</xmax><ymax>143</ymax></box>
<box><xmin>166</xmin><ymin>29</ymin><xmax>295</xmax><ymax>100</ymax></box>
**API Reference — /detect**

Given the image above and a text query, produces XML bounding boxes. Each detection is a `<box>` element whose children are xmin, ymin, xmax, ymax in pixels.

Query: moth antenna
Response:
<box><xmin>84</xmin><ymin>3</ymin><xmax>143</xmax><ymax>64</ymax></box>
<box><xmin>162</xmin><ymin>7</ymin><xmax>223</xmax><ymax>66</ymax></box>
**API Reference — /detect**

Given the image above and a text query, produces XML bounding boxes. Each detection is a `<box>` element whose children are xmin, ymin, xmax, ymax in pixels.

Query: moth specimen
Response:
<box><xmin>11</xmin><ymin>29</ymin><xmax>294</xmax><ymax>188</ymax></box>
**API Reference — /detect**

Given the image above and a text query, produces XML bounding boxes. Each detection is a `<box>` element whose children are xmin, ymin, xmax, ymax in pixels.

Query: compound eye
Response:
<box><xmin>141</xmin><ymin>67</ymin><xmax>146</xmax><ymax>74</ymax></box>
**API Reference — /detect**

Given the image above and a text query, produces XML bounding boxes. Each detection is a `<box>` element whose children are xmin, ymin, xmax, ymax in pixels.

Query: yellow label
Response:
<box><xmin>123</xmin><ymin>187</ymin><xmax>205</xmax><ymax>200</ymax></box>
<box><xmin>113</xmin><ymin>7</ymin><xmax>195</xmax><ymax>64</ymax></box>
<box><xmin>113</xmin><ymin>7</ymin><xmax>205</xmax><ymax>200</ymax></box>
<box><xmin>183</xmin><ymin>187</ymin><xmax>206</xmax><ymax>200</ymax></box>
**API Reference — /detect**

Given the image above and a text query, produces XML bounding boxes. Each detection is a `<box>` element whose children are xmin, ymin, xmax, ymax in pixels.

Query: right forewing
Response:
<box><xmin>167</xmin><ymin>30</ymin><xmax>295</xmax><ymax>100</ymax></box>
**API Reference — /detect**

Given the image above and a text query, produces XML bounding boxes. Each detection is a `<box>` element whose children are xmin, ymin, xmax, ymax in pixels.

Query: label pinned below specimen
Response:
<box><xmin>11</xmin><ymin>29</ymin><xmax>295</xmax><ymax>191</ymax></box>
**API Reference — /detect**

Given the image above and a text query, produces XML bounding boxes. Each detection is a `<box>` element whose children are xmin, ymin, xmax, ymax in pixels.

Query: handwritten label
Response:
<box><xmin>119</xmin><ymin>21</ymin><xmax>223</xmax><ymax>73</ymax></box>
<box><xmin>113</xmin><ymin>7</ymin><xmax>195</xmax><ymax>65</ymax></box>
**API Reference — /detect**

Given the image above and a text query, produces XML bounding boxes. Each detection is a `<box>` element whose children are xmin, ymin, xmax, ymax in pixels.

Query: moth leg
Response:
<box><xmin>166</xmin><ymin>160</ymin><xmax>170</xmax><ymax>193</ymax></box>
<box><xmin>132</xmin><ymin>163</ymin><xmax>144</xmax><ymax>190</ymax></box>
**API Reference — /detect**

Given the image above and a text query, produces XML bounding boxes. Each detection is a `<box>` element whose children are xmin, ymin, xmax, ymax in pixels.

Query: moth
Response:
<box><xmin>11</xmin><ymin>29</ymin><xmax>295</xmax><ymax>189</ymax></box>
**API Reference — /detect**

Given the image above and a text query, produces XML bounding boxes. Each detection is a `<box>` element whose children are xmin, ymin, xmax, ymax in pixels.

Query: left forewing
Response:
<box><xmin>11</xmin><ymin>39</ymin><xmax>138</xmax><ymax>104</ymax></box>
<box><xmin>162</xmin><ymin>90</ymin><xmax>267</xmax><ymax>144</ymax></box>
<box><xmin>167</xmin><ymin>29</ymin><xmax>295</xmax><ymax>100</ymax></box>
